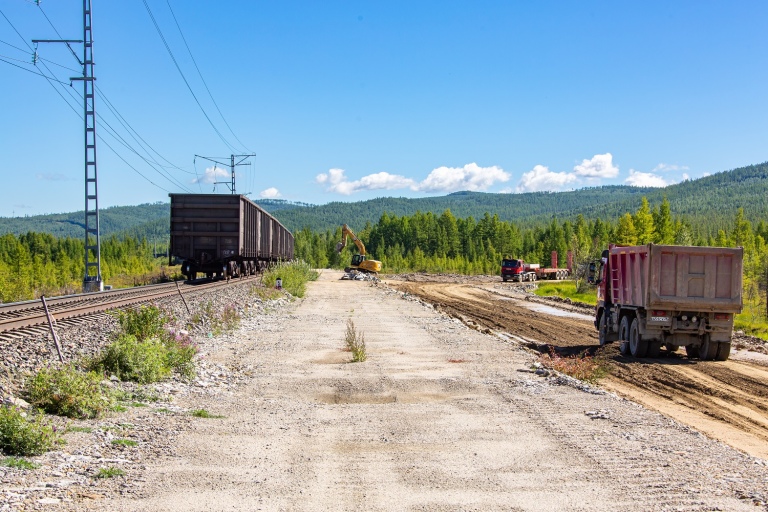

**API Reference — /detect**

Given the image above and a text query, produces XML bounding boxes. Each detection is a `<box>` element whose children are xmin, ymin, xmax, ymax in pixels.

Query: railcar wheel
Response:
<box><xmin>715</xmin><ymin>342</ymin><xmax>731</xmax><ymax>361</ymax></box>
<box><xmin>619</xmin><ymin>316</ymin><xmax>631</xmax><ymax>355</ymax></box>
<box><xmin>629</xmin><ymin>318</ymin><xmax>648</xmax><ymax>358</ymax></box>
<box><xmin>699</xmin><ymin>335</ymin><xmax>718</xmax><ymax>361</ymax></box>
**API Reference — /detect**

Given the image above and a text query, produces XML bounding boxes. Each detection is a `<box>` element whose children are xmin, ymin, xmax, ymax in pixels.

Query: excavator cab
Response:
<box><xmin>351</xmin><ymin>254</ymin><xmax>366</xmax><ymax>266</ymax></box>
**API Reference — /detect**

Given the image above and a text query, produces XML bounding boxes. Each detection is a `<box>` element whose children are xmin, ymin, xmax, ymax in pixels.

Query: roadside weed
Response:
<box><xmin>345</xmin><ymin>319</ymin><xmax>367</xmax><ymax>362</ymax></box>
<box><xmin>190</xmin><ymin>409</ymin><xmax>225</xmax><ymax>419</ymax></box>
<box><xmin>2</xmin><ymin>457</ymin><xmax>39</xmax><ymax>470</ymax></box>
<box><xmin>111</xmin><ymin>439</ymin><xmax>137</xmax><ymax>447</ymax></box>
<box><xmin>95</xmin><ymin>467</ymin><xmax>125</xmax><ymax>479</ymax></box>
<box><xmin>539</xmin><ymin>347</ymin><xmax>609</xmax><ymax>384</ymax></box>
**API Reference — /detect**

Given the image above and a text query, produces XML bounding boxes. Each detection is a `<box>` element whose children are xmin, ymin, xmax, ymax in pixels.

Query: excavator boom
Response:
<box><xmin>336</xmin><ymin>224</ymin><xmax>382</xmax><ymax>274</ymax></box>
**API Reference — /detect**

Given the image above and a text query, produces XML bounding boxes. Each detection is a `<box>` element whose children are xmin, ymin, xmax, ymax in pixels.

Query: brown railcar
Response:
<box><xmin>169</xmin><ymin>194</ymin><xmax>294</xmax><ymax>280</ymax></box>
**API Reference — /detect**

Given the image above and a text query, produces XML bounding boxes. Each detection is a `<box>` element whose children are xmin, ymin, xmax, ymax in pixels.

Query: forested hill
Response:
<box><xmin>274</xmin><ymin>162</ymin><xmax>768</xmax><ymax>235</ymax></box>
<box><xmin>1</xmin><ymin>162</ymin><xmax>766</xmax><ymax>239</ymax></box>
<box><xmin>0</xmin><ymin>199</ymin><xmax>311</xmax><ymax>240</ymax></box>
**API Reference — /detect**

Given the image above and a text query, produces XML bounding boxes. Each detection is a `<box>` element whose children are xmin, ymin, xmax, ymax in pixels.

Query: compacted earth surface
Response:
<box><xmin>2</xmin><ymin>271</ymin><xmax>768</xmax><ymax>511</ymax></box>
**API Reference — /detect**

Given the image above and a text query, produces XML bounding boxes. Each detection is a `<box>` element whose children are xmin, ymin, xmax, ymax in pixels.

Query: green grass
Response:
<box><xmin>111</xmin><ymin>438</ymin><xmax>138</xmax><ymax>447</ymax></box>
<box><xmin>155</xmin><ymin>408</ymin><xmax>173</xmax><ymax>414</ymax></box>
<box><xmin>66</xmin><ymin>426</ymin><xmax>93</xmax><ymax>433</ymax></box>
<box><xmin>735</xmin><ymin>296</ymin><xmax>768</xmax><ymax>341</ymax></box>
<box><xmin>2</xmin><ymin>457</ymin><xmax>40</xmax><ymax>470</ymax></box>
<box><xmin>261</xmin><ymin>260</ymin><xmax>319</xmax><ymax>298</ymax></box>
<box><xmin>533</xmin><ymin>281</ymin><xmax>597</xmax><ymax>305</ymax></box>
<box><xmin>190</xmin><ymin>409</ymin><xmax>225</xmax><ymax>419</ymax></box>
<box><xmin>95</xmin><ymin>467</ymin><xmax>125</xmax><ymax>479</ymax></box>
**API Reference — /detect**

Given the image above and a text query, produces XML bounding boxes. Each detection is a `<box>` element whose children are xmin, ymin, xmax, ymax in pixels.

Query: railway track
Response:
<box><xmin>0</xmin><ymin>275</ymin><xmax>260</xmax><ymax>338</ymax></box>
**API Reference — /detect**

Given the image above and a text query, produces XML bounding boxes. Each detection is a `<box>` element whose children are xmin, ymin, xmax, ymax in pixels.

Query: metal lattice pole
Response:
<box><xmin>82</xmin><ymin>0</ymin><xmax>102</xmax><ymax>292</ymax></box>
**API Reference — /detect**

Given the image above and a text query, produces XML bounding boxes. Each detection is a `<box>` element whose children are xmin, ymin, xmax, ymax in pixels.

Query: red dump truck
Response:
<box><xmin>590</xmin><ymin>244</ymin><xmax>743</xmax><ymax>360</ymax></box>
<box><xmin>501</xmin><ymin>251</ymin><xmax>571</xmax><ymax>282</ymax></box>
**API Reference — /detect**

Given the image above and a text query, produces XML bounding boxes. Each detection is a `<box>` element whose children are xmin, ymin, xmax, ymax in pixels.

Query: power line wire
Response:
<box><xmin>141</xmin><ymin>0</ymin><xmax>238</xmax><ymax>153</ymax></box>
<box><xmin>165</xmin><ymin>0</ymin><xmax>253</xmax><ymax>154</ymax></box>
<box><xmin>95</xmin><ymin>85</ymin><xmax>197</xmax><ymax>175</ymax></box>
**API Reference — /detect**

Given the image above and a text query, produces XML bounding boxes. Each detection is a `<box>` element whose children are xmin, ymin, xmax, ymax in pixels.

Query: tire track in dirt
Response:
<box><xmin>392</xmin><ymin>280</ymin><xmax>768</xmax><ymax>460</ymax></box>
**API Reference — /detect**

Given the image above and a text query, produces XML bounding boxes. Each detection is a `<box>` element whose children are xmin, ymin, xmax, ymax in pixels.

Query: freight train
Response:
<box><xmin>169</xmin><ymin>194</ymin><xmax>294</xmax><ymax>280</ymax></box>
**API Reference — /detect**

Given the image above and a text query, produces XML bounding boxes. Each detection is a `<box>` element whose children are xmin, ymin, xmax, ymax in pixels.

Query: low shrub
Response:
<box><xmin>189</xmin><ymin>301</ymin><xmax>241</xmax><ymax>337</ymax></box>
<box><xmin>539</xmin><ymin>347</ymin><xmax>609</xmax><ymax>384</ymax></box>
<box><xmin>345</xmin><ymin>319</ymin><xmax>367</xmax><ymax>363</ymax></box>
<box><xmin>25</xmin><ymin>366</ymin><xmax>113</xmax><ymax>419</ymax></box>
<box><xmin>115</xmin><ymin>305</ymin><xmax>168</xmax><ymax>341</ymax></box>
<box><xmin>91</xmin><ymin>332</ymin><xmax>197</xmax><ymax>384</ymax></box>
<box><xmin>0</xmin><ymin>406</ymin><xmax>62</xmax><ymax>456</ymax></box>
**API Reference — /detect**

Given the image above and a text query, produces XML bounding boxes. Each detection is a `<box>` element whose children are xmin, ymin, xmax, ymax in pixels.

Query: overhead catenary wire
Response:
<box><xmin>96</xmin><ymin>85</ymin><xmax>197</xmax><ymax>175</ymax></box>
<box><xmin>141</xmin><ymin>0</ymin><xmax>238</xmax><ymax>154</ymax></box>
<box><xmin>165</xmin><ymin>0</ymin><xmax>253</xmax><ymax>155</ymax></box>
<box><xmin>34</xmin><ymin>4</ymin><xmax>197</xmax><ymax>192</ymax></box>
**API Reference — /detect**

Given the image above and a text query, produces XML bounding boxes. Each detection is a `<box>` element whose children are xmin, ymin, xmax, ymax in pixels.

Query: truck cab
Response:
<box><xmin>501</xmin><ymin>259</ymin><xmax>524</xmax><ymax>282</ymax></box>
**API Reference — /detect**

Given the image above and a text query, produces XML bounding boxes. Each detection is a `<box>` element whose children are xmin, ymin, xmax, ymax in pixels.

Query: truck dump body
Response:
<box><xmin>609</xmin><ymin>244</ymin><xmax>742</xmax><ymax>312</ymax></box>
<box><xmin>598</xmin><ymin>244</ymin><xmax>743</xmax><ymax>360</ymax></box>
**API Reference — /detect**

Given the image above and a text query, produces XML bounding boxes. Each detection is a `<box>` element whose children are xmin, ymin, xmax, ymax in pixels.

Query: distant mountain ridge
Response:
<box><xmin>1</xmin><ymin>162</ymin><xmax>766</xmax><ymax>239</ymax></box>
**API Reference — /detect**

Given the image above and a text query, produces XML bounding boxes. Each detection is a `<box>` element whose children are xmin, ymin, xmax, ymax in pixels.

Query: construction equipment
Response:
<box><xmin>589</xmin><ymin>244</ymin><xmax>743</xmax><ymax>360</ymax></box>
<box><xmin>501</xmin><ymin>251</ymin><xmax>572</xmax><ymax>282</ymax></box>
<box><xmin>336</xmin><ymin>224</ymin><xmax>382</xmax><ymax>274</ymax></box>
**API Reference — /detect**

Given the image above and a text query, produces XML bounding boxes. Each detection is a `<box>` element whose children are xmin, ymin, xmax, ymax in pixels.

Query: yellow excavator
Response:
<box><xmin>336</xmin><ymin>224</ymin><xmax>382</xmax><ymax>274</ymax></box>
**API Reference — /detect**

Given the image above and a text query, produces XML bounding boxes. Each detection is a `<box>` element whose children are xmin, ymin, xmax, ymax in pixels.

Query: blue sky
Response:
<box><xmin>1</xmin><ymin>1</ymin><xmax>767</xmax><ymax>217</ymax></box>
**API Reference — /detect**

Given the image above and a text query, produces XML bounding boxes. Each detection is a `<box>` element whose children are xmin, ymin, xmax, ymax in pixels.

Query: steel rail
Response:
<box><xmin>0</xmin><ymin>276</ymin><xmax>259</xmax><ymax>334</ymax></box>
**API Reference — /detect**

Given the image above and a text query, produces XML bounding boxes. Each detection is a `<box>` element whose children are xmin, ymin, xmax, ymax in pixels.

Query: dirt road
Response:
<box><xmin>98</xmin><ymin>271</ymin><xmax>768</xmax><ymax>511</ymax></box>
<box><xmin>392</xmin><ymin>278</ymin><xmax>768</xmax><ymax>460</ymax></box>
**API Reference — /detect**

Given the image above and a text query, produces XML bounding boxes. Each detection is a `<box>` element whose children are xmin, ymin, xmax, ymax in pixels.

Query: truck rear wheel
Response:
<box><xmin>629</xmin><ymin>318</ymin><xmax>648</xmax><ymax>358</ymax></box>
<box><xmin>715</xmin><ymin>342</ymin><xmax>731</xmax><ymax>361</ymax></box>
<box><xmin>619</xmin><ymin>316</ymin><xmax>631</xmax><ymax>355</ymax></box>
<box><xmin>685</xmin><ymin>344</ymin><xmax>700</xmax><ymax>359</ymax></box>
<box><xmin>699</xmin><ymin>335</ymin><xmax>718</xmax><ymax>361</ymax></box>
<box><xmin>646</xmin><ymin>341</ymin><xmax>662</xmax><ymax>358</ymax></box>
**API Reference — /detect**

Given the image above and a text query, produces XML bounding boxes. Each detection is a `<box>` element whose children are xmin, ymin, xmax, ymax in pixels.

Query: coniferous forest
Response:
<box><xmin>1</xmin><ymin>162</ymin><xmax>768</xmax><ymax>338</ymax></box>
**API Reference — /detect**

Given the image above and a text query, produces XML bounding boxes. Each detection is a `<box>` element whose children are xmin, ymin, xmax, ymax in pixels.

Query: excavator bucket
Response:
<box><xmin>335</xmin><ymin>241</ymin><xmax>344</xmax><ymax>253</ymax></box>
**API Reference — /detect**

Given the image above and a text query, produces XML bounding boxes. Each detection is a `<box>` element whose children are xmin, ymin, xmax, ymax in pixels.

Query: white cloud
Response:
<box><xmin>259</xmin><ymin>187</ymin><xmax>281</xmax><ymax>199</ymax></box>
<box><xmin>681</xmin><ymin>173</ymin><xmax>690</xmax><ymax>181</ymax></box>
<box><xmin>415</xmin><ymin>163</ymin><xmax>510</xmax><ymax>193</ymax></box>
<box><xmin>316</xmin><ymin>163</ymin><xmax>509</xmax><ymax>195</ymax></box>
<box><xmin>192</xmin><ymin>165</ymin><xmax>229</xmax><ymax>184</ymax></box>
<box><xmin>516</xmin><ymin>165</ymin><xmax>578</xmax><ymax>193</ymax></box>
<box><xmin>573</xmin><ymin>153</ymin><xmax>619</xmax><ymax>178</ymax></box>
<box><xmin>315</xmin><ymin>168</ymin><xmax>416</xmax><ymax>195</ymax></box>
<box><xmin>652</xmin><ymin>163</ymin><xmax>689</xmax><ymax>173</ymax></box>
<box><xmin>625</xmin><ymin>169</ymin><xmax>669</xmax><ymax>188</ymax></box>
